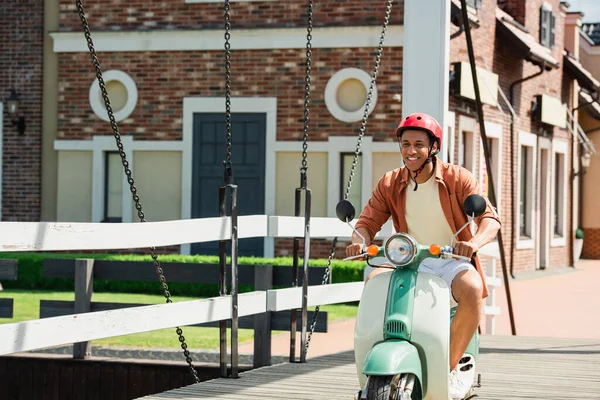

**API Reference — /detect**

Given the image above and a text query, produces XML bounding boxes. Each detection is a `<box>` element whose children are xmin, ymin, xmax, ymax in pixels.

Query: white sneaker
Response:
<box><xmin>449</xmin><ymin>355</ymin><xmax>476</xmax><ymax>399</ymax></box>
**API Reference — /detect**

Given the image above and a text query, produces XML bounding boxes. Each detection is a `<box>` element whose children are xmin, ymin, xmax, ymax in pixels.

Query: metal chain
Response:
<box><xmin>224</xmin><ymin>0</ymin><xmax>233</xmax><ymax>183</ymax></box>
<box><xmin>344</xmin><ymin>0</ymin><xmax>393</xmax><ymax>200</ymax></box>
<box><xmin>305</xmin><ymin>0</ymin><xmax>394</xmax><ymax>353</ymax></box>
<box><xmin>300</xmin><ymin>0</ymin><xmax>314</xmax><ymax>176</ymax></box>
<box><xmin>75</xmin><ymin>0</ymin><xmax>200</xmax><ymax>384</ymax></box>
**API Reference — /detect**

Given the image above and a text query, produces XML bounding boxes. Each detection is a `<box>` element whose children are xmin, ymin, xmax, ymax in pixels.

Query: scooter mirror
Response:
<box><xmin>463</xmin><ymin>194</ymin><xmax>487</xmax><ymax>218</ymax></box>
<box><xmin>336</xmin><ymin>200</ymin><xmax>356</xmax><ymax>222</ymax></box>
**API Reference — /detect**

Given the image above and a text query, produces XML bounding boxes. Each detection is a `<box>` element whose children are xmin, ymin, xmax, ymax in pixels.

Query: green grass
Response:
<box><xmin>0</xmin><ymin>289</ymin><xmax>357</xmax><ymax>349</ymax></box>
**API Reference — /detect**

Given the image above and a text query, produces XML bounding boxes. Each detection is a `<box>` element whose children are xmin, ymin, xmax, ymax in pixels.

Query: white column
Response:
<box><xmin>0</xmin><ymin>103</ymin><xmax>3</xmax><ymax>219</ymax></box>
<box><xmin>402</xmin><ymin>0</ymin><xmax>451</xmax><ymax>161</ymax></box>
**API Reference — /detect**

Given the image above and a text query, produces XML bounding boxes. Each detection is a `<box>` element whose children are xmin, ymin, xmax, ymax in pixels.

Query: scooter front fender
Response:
<box><xmin>362</xmin><ymin>340</ymin><xmax>423</xmax><ymax>394</ymax></box>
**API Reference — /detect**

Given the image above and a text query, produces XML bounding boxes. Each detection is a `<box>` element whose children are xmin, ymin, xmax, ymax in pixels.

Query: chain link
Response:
<box><xmin>300</xmin><ymin>0</ymin><xmax>314</xmax><ymax>176</ymax></box>
<box><xmin>75</xmin><ymin>0</ymin><xmax>200</xmax><ymax>384</ymax></box>
<box><xmin>224</xmin><ymin>0</ymin><xmax>233</xmax><ymax>183</ymax></box>
<box><xmin>305</xmin><ymin>0</ymin><xmax>394</xmax><ymax>353</ymax></box>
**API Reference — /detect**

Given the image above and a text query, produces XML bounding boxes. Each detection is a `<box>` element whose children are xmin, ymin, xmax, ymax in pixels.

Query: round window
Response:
<box><xmin>324</xmin><ymin>68</ymin><xmax>378</xmax><ymax>123</ymax></box>
<box><xmin>89</xmin><ymin>70</ymin><xmax>138</xmax><ymax>122</ymax></box>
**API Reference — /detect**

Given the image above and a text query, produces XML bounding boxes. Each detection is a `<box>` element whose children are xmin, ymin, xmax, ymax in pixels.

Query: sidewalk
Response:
<box><xmin>254</xmin><ymin>258</ymin><xmax>600</xmax><ymax>360</ymax></box>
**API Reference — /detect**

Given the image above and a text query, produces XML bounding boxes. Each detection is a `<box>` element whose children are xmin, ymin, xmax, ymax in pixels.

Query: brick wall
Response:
<box><xmin>57</xmin><ymin>48</ymin><xmax>403</xmax><ymax>141</ymax></box>
<box><xmin>0</xmin><ymin>0</ymin><xmax>43</xmax><ymax>221</ymax></box>
<box><xmin>582</xmin><ymin>228</ymin><xmax>600</xmax><ymax>259</ymax></box>
<box><xmin>449</xmin><ymin>0</ymin><xmax>574</xmax><ymax>274</ymax></box>
<box><xmin>58</xmin><ymin>0</ymin><xmax>403</xmax><ymax>31</ymax></box>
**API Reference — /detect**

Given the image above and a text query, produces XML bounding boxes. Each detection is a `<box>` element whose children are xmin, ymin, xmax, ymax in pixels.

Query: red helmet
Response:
<box><xmin>395</xmin><ymin>112</ymin><xmax>443</xmax><ymax>150</ymax></box>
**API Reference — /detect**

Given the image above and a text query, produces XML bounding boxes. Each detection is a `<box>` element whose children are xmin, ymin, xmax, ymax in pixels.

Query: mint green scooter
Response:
<box><xmin>337</xmin><ymin>194</ymin><xmax>487</xmax><ymax>400</ymax></box>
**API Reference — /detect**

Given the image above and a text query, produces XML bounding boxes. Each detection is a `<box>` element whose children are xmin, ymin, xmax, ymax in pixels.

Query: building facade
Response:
<box><xmin>577</xmin><ymin>20</ymin><xmax>600</xmax><ymax>258</ymax></box>
<box><xmin>1</xmin><ymin>0</ymin><xmax>597</xmax><ymax>271</ymax></box>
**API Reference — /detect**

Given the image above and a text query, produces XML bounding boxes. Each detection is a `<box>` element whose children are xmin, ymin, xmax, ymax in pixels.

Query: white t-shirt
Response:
<box><xmin>404</xmin><ymin>174</ymin><xmax>455</xmax><ymax>247</ymax></box>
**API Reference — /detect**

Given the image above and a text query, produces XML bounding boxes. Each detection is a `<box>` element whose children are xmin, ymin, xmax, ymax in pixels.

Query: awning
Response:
<box><xmin>564</xmin><ymin>52</ymin><xmax>600</xmax><ymax>93</ymax></box>
<box><xmin>566</xmin><ymin>104</ymin><xmax>597</xmax><ymax>155</ymax></box>
<box><xmin>496</xmin><ymin>8</ymin><xmax>559</xmax><ymax>70</ymax></box>
<box><xmin>450</xmin><ymin>0</ymin><xmax>480</xmax><ymax>28</ymax></box>
<box><xmin>579</xmin><ymin>90</ymin><xmax>600</xmax><ymax>119</ymax></box>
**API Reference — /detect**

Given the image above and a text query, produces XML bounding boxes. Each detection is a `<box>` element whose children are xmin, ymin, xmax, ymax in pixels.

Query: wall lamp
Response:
<box><xmin>6</xmin><ymin>89</ymin><xmax>26</xmax><ymax>135</ymax></box>
<box><xmin>572</xmin><ymin>151</ymin><xmax>592</xmax><ymax>179</ymax></box>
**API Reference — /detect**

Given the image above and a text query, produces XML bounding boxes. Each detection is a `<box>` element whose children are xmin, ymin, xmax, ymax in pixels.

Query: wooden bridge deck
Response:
<box><xmin>142</xmin><ymin>335</ymin><xmax>600</xmax><ymax>399</ymax></box>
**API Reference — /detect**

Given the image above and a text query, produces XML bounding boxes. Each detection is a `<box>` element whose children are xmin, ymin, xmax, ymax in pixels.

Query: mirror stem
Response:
<box><xmin>347</xmin><ymin>218</ymin><xmax>367</xmax><ymax>250</ymax></box>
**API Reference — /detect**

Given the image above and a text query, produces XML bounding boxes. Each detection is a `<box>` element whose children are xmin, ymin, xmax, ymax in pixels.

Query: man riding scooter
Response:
<box><xmin>346</xmin><ymin>112</ymin><xmax>501</xmax><ymax>399</ymax></box>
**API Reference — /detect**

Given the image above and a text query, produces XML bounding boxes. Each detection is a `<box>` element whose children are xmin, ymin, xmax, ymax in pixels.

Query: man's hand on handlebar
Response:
<box><xmin>345</xmin><ymin>243</ymin><xmax>365</xmax><ymax>260</ymax></box>
<box><xmin>453</xmin><ymin>240</ymin><xmax>479</xmax><ymax>259</ymax></box>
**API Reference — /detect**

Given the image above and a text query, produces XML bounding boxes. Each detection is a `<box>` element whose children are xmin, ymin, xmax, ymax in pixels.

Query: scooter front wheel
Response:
<box><xmin>366</xmin><ymin>374</ymin><xmax>422</xmax><ymax>400</ymax></box>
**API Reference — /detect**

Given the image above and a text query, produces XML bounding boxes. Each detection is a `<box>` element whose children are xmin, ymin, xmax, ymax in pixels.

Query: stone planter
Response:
<box><xmin>574</xmin><ymin>238</ymin><xmax>584</xmax><ymax>261</ymax></box>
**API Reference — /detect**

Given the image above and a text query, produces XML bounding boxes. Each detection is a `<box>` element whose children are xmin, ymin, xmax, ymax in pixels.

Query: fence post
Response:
<box><xmin>485</xmin><ymin>257</ymin><xmax>499</xmax><ymax>335</ymax></box>
<box><xmin>73</xmin><ymin>258</ymin><xmax>94</xmax><ymax>359</ymax></box>
<box><xmin>253</xmin><ymin>264</ymin><xmax>273</xmax><ymax>368</ymax></box>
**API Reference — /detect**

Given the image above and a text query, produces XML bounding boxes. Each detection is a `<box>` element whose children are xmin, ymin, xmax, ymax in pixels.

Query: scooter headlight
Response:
<box><xmin>384</xmin><ymin>233</ymin><xmax>418</xmax><ymax>266</ymax></box>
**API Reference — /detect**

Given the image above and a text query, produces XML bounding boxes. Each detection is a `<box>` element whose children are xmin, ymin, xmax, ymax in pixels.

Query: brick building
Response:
<box><xmin>576</xmin><ymin>20</ymin><xmax>600</xmax><ymax>258</ymax></box>
<box><xmin>1</xmin><ymin>0</ymin><xmax>597</xmax><ymax>272</ymax></box>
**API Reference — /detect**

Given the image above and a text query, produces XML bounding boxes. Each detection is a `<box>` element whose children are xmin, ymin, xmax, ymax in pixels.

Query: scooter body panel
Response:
<box><xmin>362</xmin><ymin>340</ymin><xmax>423</xmax><ymax>394</ymax></box>
<box><xmin>354</xmin><ymin>269</ymin><xmax>392</xmax><ymax>389</ymax></box>
<box><xmin>411</xmin><ymin>271</ymin><xmax>451</xmax><ymax>400</ymax></box>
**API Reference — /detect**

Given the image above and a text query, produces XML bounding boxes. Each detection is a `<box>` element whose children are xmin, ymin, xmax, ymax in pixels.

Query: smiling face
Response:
<box><xmin>398</xmin><ymin>129</ymin><xmax>438</xmax><ymax>171</ymax></box>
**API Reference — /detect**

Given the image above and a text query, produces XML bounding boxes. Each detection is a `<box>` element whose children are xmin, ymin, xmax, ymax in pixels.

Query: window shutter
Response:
<box><xmin>550</xmin><ymin>12</ymin><xmax>556</xmax><ymax>47</ymax></box>
<box><xmin>540</xmin><ymin>7</ymin><xmax>548</xmax><ymax>46</ymax></box>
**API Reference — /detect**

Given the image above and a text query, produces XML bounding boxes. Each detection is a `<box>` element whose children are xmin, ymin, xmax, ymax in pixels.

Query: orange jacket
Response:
<box><xmin>355</xmin><ymin>157</ymin><xmax>501</xmax><ymax>298</ymax></box>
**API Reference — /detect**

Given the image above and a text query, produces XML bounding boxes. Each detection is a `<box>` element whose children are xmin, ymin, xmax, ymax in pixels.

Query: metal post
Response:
<box><xmin>300</xmin><ymin>188</ymin><xmax>312</xmax><ymax>363</ymax></box>
<box><xmin>218</xmin><ymin>187</ymin><xmax>228</xmax><ymax>378</ymax></box>
<box><xmin>230</xmin><ymin>185</ymin><xmax>239</xmax><ymax>378</ymax></box>
<box><xmin>73</xmin><ymin>259</ymin><xmax>94</xmax><ymax>359</ymax></box>
<box><xmin>289</xmin><ymin>188</ymin><xmax>302</xmax><ymax>362</ymax></box>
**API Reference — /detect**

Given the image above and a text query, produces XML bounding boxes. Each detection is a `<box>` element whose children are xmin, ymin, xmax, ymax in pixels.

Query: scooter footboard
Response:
<box><xmin>362</xmin><ymin>340</ymin><xmax>423</xmax><ymax>394</ymax></box>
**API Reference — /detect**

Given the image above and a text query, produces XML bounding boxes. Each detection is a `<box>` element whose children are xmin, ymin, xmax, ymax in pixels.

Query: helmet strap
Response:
<box><xmin>411</xmin><ymin>143</ymin><xmax>436</xmax><ymax>191</ymax></box>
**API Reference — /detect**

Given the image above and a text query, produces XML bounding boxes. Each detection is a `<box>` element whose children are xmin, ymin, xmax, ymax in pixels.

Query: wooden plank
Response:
<box><xmin>253</xmin><ymin>264</ymin><xmax>272</xmax><ymax>368</ymax></box>
<box><xmin>99</xmin><ymin>363</ymin><xmax>116</xmax><ymax>400</ymax></box>
<box><xmin>267</xmin><ymin>282</ymin><xmax>363</xmax><ymax>311</ymax></box>
<box><xmin>0</xmin><ymin>291</ymin><xmax>267</xmax><ymax>356</ymax></box>
<box><xmin>85</xmin><ymin>363</ymin><xmax>102</xmax><ymax>400</ymax></box>
<box><xmin>0</xmin><ymin>215</ymin><xmax>268</xmax><ymax>252</ymax></box>
<box><xmin>42</xmin><ymin>259</ymin><xmax>256</xmax><ymax>285</ymax></box>
<box><xmin>141</xmin><ymin>336</ymin><xmax>600</xmax><ymax>400</ymax></box>
<box><xmin>39</xmin><ymin>300</ymin><xmax>328</xmax><ymax>332</ymax></box>
<box><xmin>0</xmin><ymin>259</ymin><xmax>18</xmax><ymax>280</ymax></box>
<box><xmin>272</xmin><ymin>265</ymin><xmax>329</xmax><ymax>287</ymax></box>
<box><xmin>0</xmin><ymin>298</ymin><xmax>14</xmax><ymax>318</ymax></box>
<box><xmin>42</xmin><ymin>258</ymin><xmax>327</xmax><ymax>287</ymax></box>
<box><xmin>128</xmin><ymin>365</ymin><xmax>146</xmax><ymax>399</ymax></box>
<box><xmin>268</xmin><ymin>216</ymin><xmax>395</xmax><ymax>239</ymax></box>
<box><xmin>73</xmin><ymin>259</ymin><xmax>94</xmax><ymax>359</ymax></box>
<box><xmin>59</xmin><ymin>364</ymin><xmax>74</xmax><ymax>400</ymax></box>
<box><xmin>113</xmin><ymin>364</ymin><xmax>129</xmax><ymax>400</ymax></box>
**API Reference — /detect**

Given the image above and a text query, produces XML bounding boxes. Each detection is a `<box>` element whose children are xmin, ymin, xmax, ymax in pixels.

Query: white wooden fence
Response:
<box><xmin>0</xmin><ymin>215</ymin><xmax>500</xmax><ymax>356</ymax></box>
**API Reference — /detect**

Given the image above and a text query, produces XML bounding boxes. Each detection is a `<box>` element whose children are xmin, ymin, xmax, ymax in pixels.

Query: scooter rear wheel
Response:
<box><xmin>366</xmin><ymin>375</ymin><xmax>422</xmax><ymax>400</ymax></box>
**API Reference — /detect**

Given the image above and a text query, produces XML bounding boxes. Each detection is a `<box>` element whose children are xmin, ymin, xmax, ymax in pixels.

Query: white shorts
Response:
<box><xmin>364</xmin><ymin>257</ymin><xmax>474</xmax><ymax>308</ymax></box>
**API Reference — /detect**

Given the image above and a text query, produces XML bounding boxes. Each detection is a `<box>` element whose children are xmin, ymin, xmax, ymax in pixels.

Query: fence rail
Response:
<box><xmin>0</xmin><ymin>215</ymin><xmax>394</xmax><ymax>252</ymax></box>
<box><xmin>0</xmin><ymin>214</ymin><xmax>500</xmax><ymax>376</ymax></box>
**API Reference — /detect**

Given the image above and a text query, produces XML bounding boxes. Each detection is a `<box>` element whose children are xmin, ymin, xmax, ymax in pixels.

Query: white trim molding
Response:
<box><xmin>54</xmin><ymin>137</ymin><xmax>184</xmax><ymax>224</ymax></box>
<box><xmin>324</xmin><ymin>68</ymin><xmax>378</xmax><ymax>123</ymax></box>
<box><xmin>50</xmin><ymin>26</ymin><xmax>404</xmax><ymax>53</ymax></box>
<box><xmin>272</xmin><ymin>136</ymin><xmax>399</xmax><ymax>219</ymax></box>
<box><xmin>551</xmin><ymin>138</ymin><xmax>569</xmax><ymax>247</ymax></box>
<box><xmin>182</xmin><ymin>96</ymin><xmax>277</xmax><ymax>257</ymax></box>
<box><xmin>516</xmin><ymin>131</ymin><xmax>537</xmax><ymax>250</ymax></box>
<box><xmin>89</xmin><ymin>70</ymin><xmax>138</xmax><ymax>123</ymax></box>
<box><xmin>482</xmin><ymin>121</ymin><xmax>503</xmax><ymax>214</ymax></box>
<box><xmin>458</xmin><ymin>115</ymin><xmax>478</xmax><ymax>176</ymax></box>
